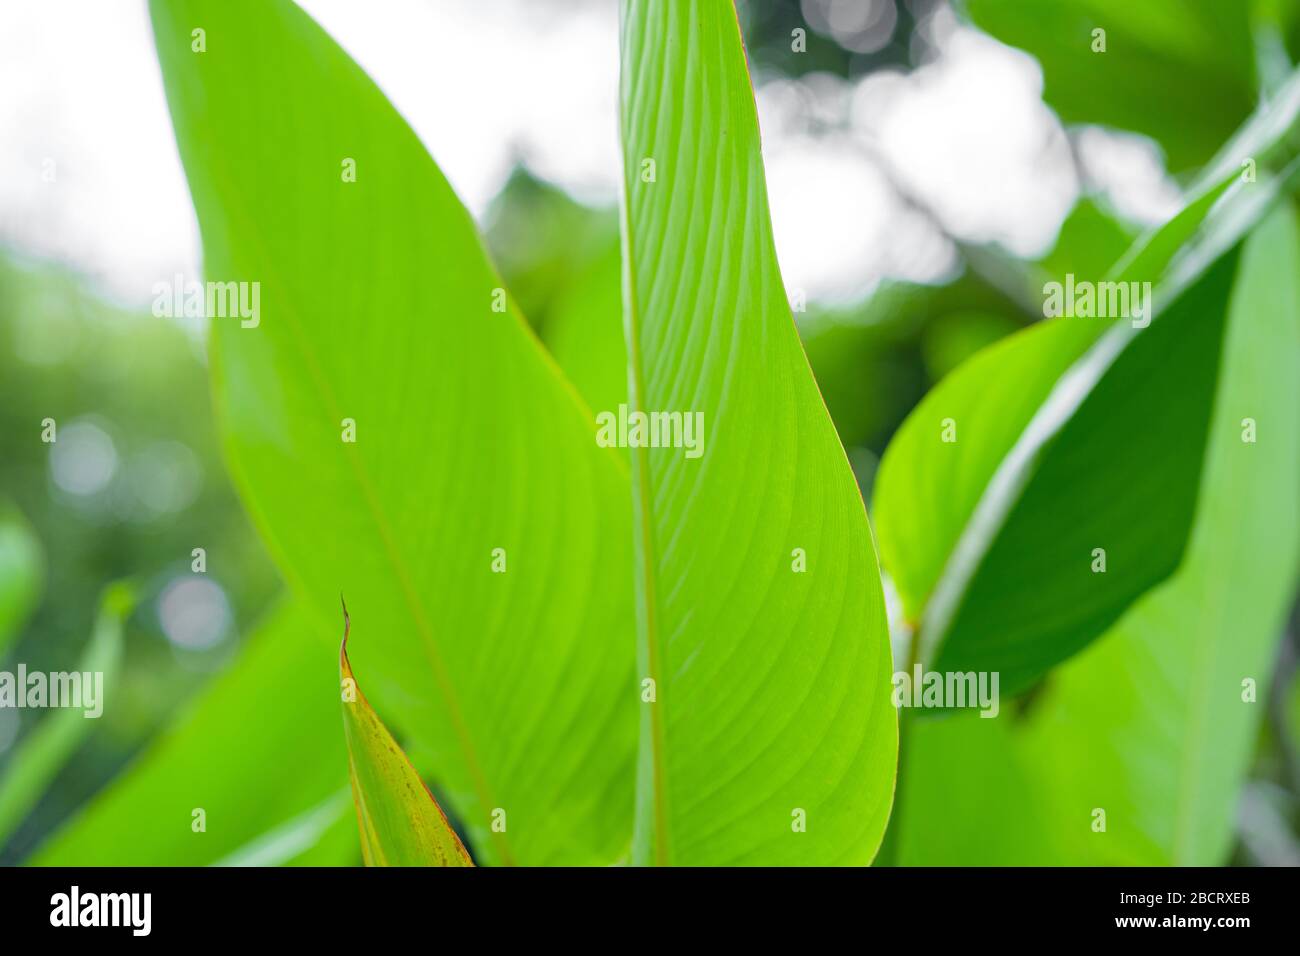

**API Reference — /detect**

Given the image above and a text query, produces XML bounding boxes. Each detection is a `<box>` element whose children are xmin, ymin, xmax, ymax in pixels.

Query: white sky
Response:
<box><xmin>0</xmin><ymin>0</ymin><xmax>1179</xmax><ymax>308</ymax></box>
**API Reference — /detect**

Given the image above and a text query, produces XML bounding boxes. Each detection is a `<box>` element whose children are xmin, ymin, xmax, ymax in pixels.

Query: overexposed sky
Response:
<box><xmin>0</xmin><ymin>0</ymin><xmax>1179</xmax><ymax>307</ymax></box>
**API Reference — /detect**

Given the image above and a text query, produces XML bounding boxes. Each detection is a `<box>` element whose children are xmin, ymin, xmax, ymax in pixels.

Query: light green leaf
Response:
<box><xmin>340</xmin><ymin>606</ymin><xmax>472</xmax><ymax>867</ymax></box>
<box><xmin>965</xmin><ymin>0</ymin><xmax>1256</xmax><ymax>172</ymax></box>
<box><xmin>149</xmin><ymin>0</ymin><xmax>635</xmax><ymax>866</ymax></box>
<box><xmin>619</xmin><ymin>0</ymin><xmax>896</xmax><ymax>866</ymax></box>
<box><xmin>32</xmin><ymin>599</ymin><xmax>355</xmax><ymax>866</ymax></box>
<box><xmin>0</xmin><ymin>502</ymin><xmax>43</xmax><ymax>660</ymax></box>
<box><xmin>899</xmin><ymin>204</ymin><xmax>1300</xmax><ymax>865</ymax></box>
<box><xmin>0</xmin><ymin>582</ymin><xmax>132</xmax><ymax>850</ymax></box>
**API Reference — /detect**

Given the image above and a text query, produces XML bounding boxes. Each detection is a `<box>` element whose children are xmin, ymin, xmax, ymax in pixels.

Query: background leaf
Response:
<box><xmin>964</xmin><ymin>0</ymin><xmax>1256</xmax><ymax>173</ymax></box>
<box><xmin>542</xmin><ymin>235</ymin><xmax>628</xmax><ymax>420</ymax></box>
<box><xmin>925</xmin><ymin>253</ymin><xmax>1233</xmax><ymax>692</ymax></box>
<box><xmin>873</xmin><ymin>127</ymin><xmax>1299</xmax><ymax>690</ymax></box>
<box><xmin>873</xmin><ymin>171</ymin><xmax>1231</xmax><ymax>624</ymax></box>
<box><xmin>0</xmin><ymin>502</ymin><xmax>43</xmax><ymax>660</ymax></box>
<box><xmin>213</xmin><ymin>789</ymin><xmax>354</xmax><ymax>868</ymax></box>
<box><xmin>898</xmin><ymin>204</ymin><xmax>1300</xmax><ymax>865</ymax></box>
<box><xmin>0</xmin><ymin>582</ymin><xmax>132</xmax><ymax>851</ymax></box>
<box><xmin>149</xmin><ymin>0</ymin><xmax>636</xmax><ymax>866</ymax></box>
<box><xmin>33</xmin><ymin>600</ymin><xmax>355</xmax><ymax>866</ymax></box>
<box><xmin>619</xmin><ymin>0</ymin><xmax>896</xmax><ymax>865</ymax></box>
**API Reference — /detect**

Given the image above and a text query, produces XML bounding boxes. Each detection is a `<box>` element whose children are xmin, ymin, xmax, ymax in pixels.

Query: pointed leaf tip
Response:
<box><xmin>339</xmin><ymin>610</ymin><xmax>473</xmax><ymax>867</ymax></box>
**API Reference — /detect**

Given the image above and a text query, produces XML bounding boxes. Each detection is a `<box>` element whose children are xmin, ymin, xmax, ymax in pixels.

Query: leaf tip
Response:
<box><xmin>338</xmin><ymin>593</ymin><xmax>352</xmax><ymax>673</ymax></box>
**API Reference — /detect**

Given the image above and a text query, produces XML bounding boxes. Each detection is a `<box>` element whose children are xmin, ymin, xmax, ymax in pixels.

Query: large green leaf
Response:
<box><xmin>149</xmin><ymin>0</ymin><xmax>635</xmax><ymax>865</ymax></box>
<box><xmin>32</xmin><ymin>600</ymin><xmax>355</xmax><ymax>866</ymax></box>
<box><xmin>964</xmin><ymin>0</ymin><xmax>1256</xmax><ymax>173</ymax></box>
<box><xmin>899</xmin><ymin>205</ymin><xmax>1300</xmax><ymax>865</ymax></box>
<box><xmin>0</xmin><ymin>502</ymin><xmax>43</xmax><ymax>660</ymax></box>
<box><xmin>618</xmin><ymin>0</ymin><xmax>896</xmax><ymax>866</ymax></box>
<box><xmin>340</xmin><ymin>607</ymin><xmax>472</xmax><ymax>866</ymax></box>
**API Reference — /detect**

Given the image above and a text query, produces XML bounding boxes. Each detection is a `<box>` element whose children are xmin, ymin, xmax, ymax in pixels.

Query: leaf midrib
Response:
<box><xmin>619</xmin><ymin>2</ymin><xmax>672</xmax><ymax>868</ymax></box>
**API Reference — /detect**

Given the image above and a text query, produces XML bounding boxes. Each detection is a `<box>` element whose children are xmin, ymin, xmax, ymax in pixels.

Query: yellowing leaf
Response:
<box><xmin>340</xmin><ymin>606</ymin><xmax>472</xmax><ymax>867</ymax></box>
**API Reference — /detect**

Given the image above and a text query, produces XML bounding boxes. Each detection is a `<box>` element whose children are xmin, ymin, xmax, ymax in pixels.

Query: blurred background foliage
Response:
<box><xmin>0</xmin><ymin>256</ymin><xmax>281</xmax><ymax>860</ymax></box>
<box><xmin>1</xmin><ymin>0</ymin><xmax>1298</xmax><ymax>865</ymax></box>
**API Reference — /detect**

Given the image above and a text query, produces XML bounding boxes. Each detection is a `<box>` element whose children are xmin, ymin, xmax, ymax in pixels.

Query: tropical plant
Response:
<box><xmin>18</xmin><ymin>0</ymin><xmax>1300</xmax><ymax>867</ymax></box>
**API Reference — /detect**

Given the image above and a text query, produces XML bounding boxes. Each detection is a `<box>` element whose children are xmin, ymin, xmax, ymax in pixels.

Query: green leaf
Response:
<box><xmin>543</xmin><ymin>236</ymin><xmax>629</xmax><ymax>420</ymax></box>
<box><xmin>1036</xmin><ymin>198</ymin><xmax>1136</xmax><ymax>286</ymax></box>
<box><xmin>484</xmin><ymin>172</ymin><xmax>618</xmax><ymax>332</ymax></box>
<box><xmin>801</xmin><ymin>272</ymin><xmax>1030</xmax><ymax>451</ymax></box>
<box><xmin>899</xmin><ymin>204</ymin><xmax>1300</xmax><ymax>865</ymax></box>
<box><xmin>619</xmin><ymin>0</ymin><xmax>896</xmax><ymax>866</ymax></box>
<box><xmin>149</xmin><ymin>0</ymin><xmax>635</xmax><ymax>866</ymax></box>
<box><xmin>1020</xmin><ymin>204</ymin><xmax>1300</xmax><ymax>865</ymax></box>
<box><xmin>32</xmin><ymin>599</ymin><xmax>355</xmax><ymax>866</ymax></box>
<box><xmin>896</xmin><ymin>711</ymin><xmax>1061</xmax><ymax>865</ymax></box>
<box><xmin>0</xmin><ymin>502</ymin><xmax>43</xmax><ymax>660</ymax></box>
<box><xmin>965</xmin><ymin>0</ymin><xmax>1256</xmax><ymax>172</ymax></box>
<box><xmin>924</xmin><ymin>254</ymin><xmax>1234</xmax><ymax>692</ymax></box>
<box><xmin>875</xmin><ymin>170</ymin><xmax>1237</xmax><ymax>628</ymax></box>
<box><xmin>920</xmin><ymin>311</ymin><xmax>1022</xmax><ymax>385</ymax></box>
<box><xmin>873</xmin><ymin>134</ymin><xmax>1299</xmax><ymax>692</ymax></box>
<box><xmin>0</xmin><ymin>582</ymin><xmax>132</xmax><ymax>850</ymax></box>
<box><xmin>340</xmin><ymin>605</ymin><xmax>472</xmax><ymax>867</ymax></box>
